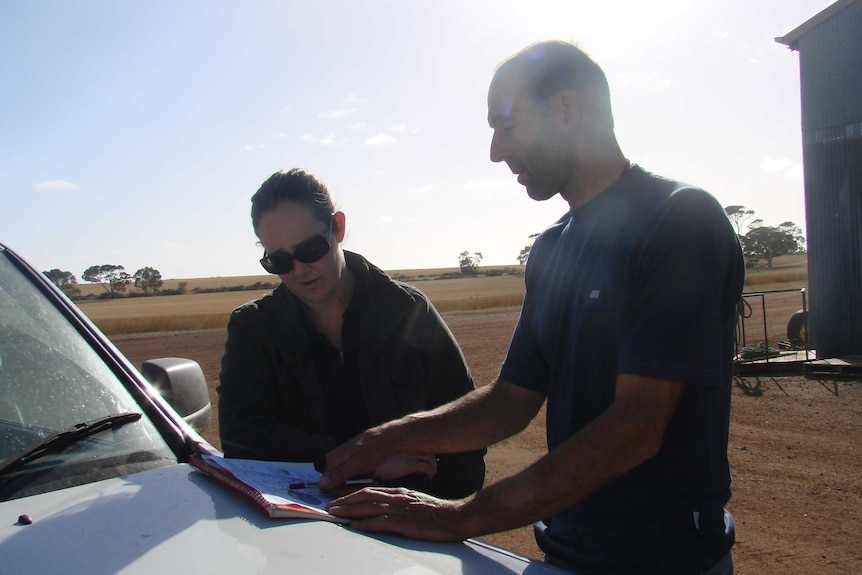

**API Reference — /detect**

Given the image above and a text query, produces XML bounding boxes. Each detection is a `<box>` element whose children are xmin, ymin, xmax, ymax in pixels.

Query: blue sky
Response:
<box><xmin>1</xmin><ymin>0</ymin><xmax>832</xmax><ymax>280</ymax></box>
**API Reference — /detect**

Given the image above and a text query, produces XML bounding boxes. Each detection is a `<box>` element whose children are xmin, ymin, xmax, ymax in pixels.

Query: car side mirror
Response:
<box><xmin>140</xmin><ymin>357</ymin><xmax>212</xmax><ymax>434</ymax></box>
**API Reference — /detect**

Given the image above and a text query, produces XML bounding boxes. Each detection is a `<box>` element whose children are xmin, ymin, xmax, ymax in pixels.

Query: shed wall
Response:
<box><xmin>793</xmin><ymin>0</ymin><xmax>862</xmax><ymax>357</ymax></box>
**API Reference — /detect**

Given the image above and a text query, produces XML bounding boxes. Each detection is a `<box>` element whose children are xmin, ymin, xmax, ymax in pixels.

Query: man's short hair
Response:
<box><xmin>499</xmin><ymin>40</ymin><xmax>614</xmax><ymax>128</ymax></box>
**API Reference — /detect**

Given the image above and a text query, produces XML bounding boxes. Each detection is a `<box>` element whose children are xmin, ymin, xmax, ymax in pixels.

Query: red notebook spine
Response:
<box><xmin>189</xmin><ymin>454</ymin><xmax>274</xmax><ymax>513</ymax></box>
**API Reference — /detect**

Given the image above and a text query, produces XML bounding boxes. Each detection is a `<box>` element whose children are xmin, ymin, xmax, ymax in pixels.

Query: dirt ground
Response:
<box><xmin>114</xmin><ymin>309</ymin><xmax>862</xmax><ymax>574</ymax></box>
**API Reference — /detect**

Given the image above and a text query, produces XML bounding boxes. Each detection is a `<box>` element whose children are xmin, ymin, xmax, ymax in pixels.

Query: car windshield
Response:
<box><xmin>0</xmin><ymin>253</ymin><xmax>175</xmax><ymax>501</ymax></box>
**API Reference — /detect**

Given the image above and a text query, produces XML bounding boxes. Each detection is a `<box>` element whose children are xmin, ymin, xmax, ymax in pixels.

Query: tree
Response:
<box><xmin>82</xmin><ymin>264</ymin><xmax>131</xmax><ymax>298</ymax></box>
<box><xmin>458</xmin><ymin>251</ymin><xmax>483</xmax><ymax>275</ymax></box>
<box><xmin>517</xmin><ymin>233</ymin><xmax>540</xmax><ymax>265</ymax></box>
<box><xmin>134</xmin><ymin>266</ymin><xmax>163</xmax><ymax>295</ymax></box>
<box><xmin>743</xmin><ymin>221</ymin><xmax>805</xmax><ymax>268</ymax></box>
<box><xmin>43</xmin><ymin>269</ymin><xmax>81</xmax><ymax>298</ymax></box>
<box><xmin>724</xmin><ymin>205</ymin><xmax>755</xmax><ymax>237</ymax></box>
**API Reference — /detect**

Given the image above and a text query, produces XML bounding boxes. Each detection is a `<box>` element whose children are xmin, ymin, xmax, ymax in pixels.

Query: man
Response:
<box><xmin>322</xmin><ymin>40</ymin><xmax>743</xmax><ymax>575</ymax></box>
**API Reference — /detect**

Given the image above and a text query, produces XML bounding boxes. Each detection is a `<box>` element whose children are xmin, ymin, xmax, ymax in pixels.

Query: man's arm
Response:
<box><xmin>415</xmin><ymin>297</ymin><xmax>487</xmax><ymax>498</ymax></box>
<box><xmin>325</xmin><ymin>374</ymin><xmax>685</xmax><ymax>542</ymax></box>
<box><xmin>320</xmin><ymin>379</ymin><xmax>546</xmax><ymax>489</ymax></box>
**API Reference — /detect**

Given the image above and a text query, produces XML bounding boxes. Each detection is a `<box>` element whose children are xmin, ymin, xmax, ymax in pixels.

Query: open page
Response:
<box><xmin>190</xmin><ymin>453</ymin><xmax>345</xmax><ymax>522</ymax></box>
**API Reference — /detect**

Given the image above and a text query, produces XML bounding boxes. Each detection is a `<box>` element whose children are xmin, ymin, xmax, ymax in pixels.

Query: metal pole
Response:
<box><xmin>801</xmin><ymin>288</ymin><xmax>810</xmax><ymax>360</ymax></box>
<box><xmin>761</xmin><ymin>294</ymin><xmax>770</xmax><ymax>363</ymax></box>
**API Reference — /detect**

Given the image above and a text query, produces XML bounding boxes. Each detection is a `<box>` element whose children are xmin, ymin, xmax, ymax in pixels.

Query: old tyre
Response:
<box><xmin>787</xmin><ymin>309</ymin><xmax>809</xmax><ymax>348</ymax></box>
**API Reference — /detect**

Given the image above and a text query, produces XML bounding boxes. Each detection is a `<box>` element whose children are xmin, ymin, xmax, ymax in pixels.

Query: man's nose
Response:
<box><xmin>489</xmin><ymin>131</ymin><xmax>508</xmax><ymax>163</ymax></box>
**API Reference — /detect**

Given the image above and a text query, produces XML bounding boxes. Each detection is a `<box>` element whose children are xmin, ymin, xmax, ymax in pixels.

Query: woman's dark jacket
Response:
<box><xmin>217</xmin><ymin>251</ymin><xmax>485</xmax><ymax>499</ymax></box>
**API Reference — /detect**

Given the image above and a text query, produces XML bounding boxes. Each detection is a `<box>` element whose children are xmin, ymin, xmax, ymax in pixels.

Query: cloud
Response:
<box><xmin>351</xmin><ymin>122</ymin><xmax>368</xmax><ymax>131</ymax></box>
<box><xmin>363</xmin><ymin>134</ymin><xmax>397</xmax><ymax>147</ymax></box>
<box><xmin>244</xmin><ymin>144</ymin><xmax>264</xmax><ymax>151</ymax></box>
<box><xmin>777</xmin><ymin>24</ymin><xmax>799</xmax><ymax>36</ymax></box>
<box><xmin>272</xmin><ymin>132</ymin><xmax>288</xmax><ymax>140</ymax></box>
<box><xmin>613</xmin><ymin>70</ymin><xmax>673</xmax><ymax>91</ymax></box>
<box><xmin>33</xmin><ymin>179</ymin><xmax>79</xmax><ymax>192</ymax></box>
<box><xmin>390</xmin><ymin>122</ymin><xmax>419</xmax><ymax>134</ymax></box>
<box><xmin>761</xmin><ymin>156</ymin><xmax>801</xmax><ymax>178</ymax></box>
<box><xmin>461</xmin><ymin>180</ymin><xmax>498</xmax><ymax>191</ymax></box>
<box><xmin>299</xmin><ymin>134</ymin><xmax>335</xmax><ymax>146</ymax></box>
<box><xmin>410</xmin><ymin>185</ymin><xmax>433</xmax><ymax>195</ymax></box>
<box><xmin>318</xmin><ymin>107</ymin><xmax>357</xmax><ymax>120</ymax></box>
<box><xmin>786</xmin><ymin>164</ymin><xmax>804</xmax><ymax>181</ymax></box>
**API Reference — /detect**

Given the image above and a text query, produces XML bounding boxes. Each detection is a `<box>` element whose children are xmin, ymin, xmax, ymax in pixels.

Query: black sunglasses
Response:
<box><xmin>259</xmin><ymin>218</ymin><xmax>333</xmax><ymax>274</ymax></box>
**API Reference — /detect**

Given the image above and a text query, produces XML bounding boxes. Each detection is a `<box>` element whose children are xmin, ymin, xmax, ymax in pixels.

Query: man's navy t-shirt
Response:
<box><xmin>500</xmin><ymin>166</ymin><xmax>744</xmax><ymax>574</ymax></box>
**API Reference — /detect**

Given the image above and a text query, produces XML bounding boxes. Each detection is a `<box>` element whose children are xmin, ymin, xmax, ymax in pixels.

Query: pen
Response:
<box><xmin>288</xmin><ymin>478</ymin><xmax>374</xmax><ymax>490</ymax></box>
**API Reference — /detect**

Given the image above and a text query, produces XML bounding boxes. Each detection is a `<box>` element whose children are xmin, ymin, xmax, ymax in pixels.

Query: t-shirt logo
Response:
<box><xmin>587</xmin><ymin>290</ymin><xmax>602</xmax><ymax>303</ymax></box>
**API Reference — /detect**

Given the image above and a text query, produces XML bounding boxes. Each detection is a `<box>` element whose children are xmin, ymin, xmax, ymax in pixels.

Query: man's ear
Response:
<box><xmin>333</xmin><ymin>211</ymin><xmax>347</xmax><ymax>243</ymax></box>
<box><xmin>555</xmin><ymin>89</ymin><xmax>582</xmax><ymax>129</ymax></box>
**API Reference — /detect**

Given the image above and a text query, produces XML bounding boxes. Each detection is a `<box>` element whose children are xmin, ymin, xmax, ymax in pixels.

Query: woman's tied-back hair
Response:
<box><xmin>500</xmin><ymin>40</ymin><xmax>614</xmax><ymax>129</ymax></box>
<box><xmin>251</xmin><ymin>168</ymin><xmax>336</xmax><ymax>233</ymax></box>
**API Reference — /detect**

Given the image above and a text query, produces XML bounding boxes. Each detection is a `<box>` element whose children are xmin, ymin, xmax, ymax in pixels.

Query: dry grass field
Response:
<box><xmin>76</xmin><ymin>271</ymin><xmax>528</xmax><ymax>334</ymax></box>
<box><xmin>73</xmin><ymin>265</ymin><xmax>523</xmax><ymax>298</ymax></box>
<box><xmin>78</xmin><ymin>256</ymin><xmax>807</xmax><ymax>337</ymax></box>
<box><xmin>88</xmin><ymin>254</ymin><xmax>862</xmax><ymax>574</ymax></box>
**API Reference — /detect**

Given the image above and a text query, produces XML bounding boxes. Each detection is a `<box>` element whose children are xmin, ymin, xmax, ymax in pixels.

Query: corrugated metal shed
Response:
<box><xmin>776</xmin><ymin>0</ymin><xmax>862</xmax><ymax>358</ymax></box>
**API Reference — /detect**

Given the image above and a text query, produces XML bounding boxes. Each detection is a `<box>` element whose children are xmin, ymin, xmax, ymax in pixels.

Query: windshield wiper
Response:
<box><xmin>0</xmin><ymin>412</ymin><xmax>142</xmax><ymax>479</ymax></box>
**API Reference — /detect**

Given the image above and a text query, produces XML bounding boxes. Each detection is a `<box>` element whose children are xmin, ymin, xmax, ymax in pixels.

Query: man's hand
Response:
<box><xmin>326</xmin><ymin>487</ymin><xmax>467</xmax><ymax>542</ymax></box>
<box><xmin>320</xmin><ymin>426</ymin><xmax>389</xmax><ymax>490</ymax></box>
<box><xmin>374</xmin><ymin>453</ymin><xmax>437</xmax><ymax>481</ymax></box>
<box><xmin>321</xmin><ymin>380</ymin><xmax>543</xmax><ymax>491</ymax></box>
<box><xmin>320</xmin><ymin>453</ymin><xmax>438</xmax><ymax>496</ymax></box>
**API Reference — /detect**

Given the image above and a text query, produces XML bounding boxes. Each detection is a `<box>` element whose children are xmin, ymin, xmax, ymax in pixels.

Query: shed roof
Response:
<box><xmin>775</xmin><ymin>0</ymin><xmax>859</xmax><ymax>50</ymax></box>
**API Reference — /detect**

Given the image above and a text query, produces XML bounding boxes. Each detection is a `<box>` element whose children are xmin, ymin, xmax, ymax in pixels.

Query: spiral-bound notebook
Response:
<box><xmin>189</xmin><ymin>453</ymin><xmax>348</xmax><ymax>523</ymax></box>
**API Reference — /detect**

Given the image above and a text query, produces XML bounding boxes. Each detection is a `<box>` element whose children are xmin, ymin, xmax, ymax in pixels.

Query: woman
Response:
<box><xmin>217</xmin><ymin>168</ymin><xmax>485</xmax><ymax>499</ymax></box>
